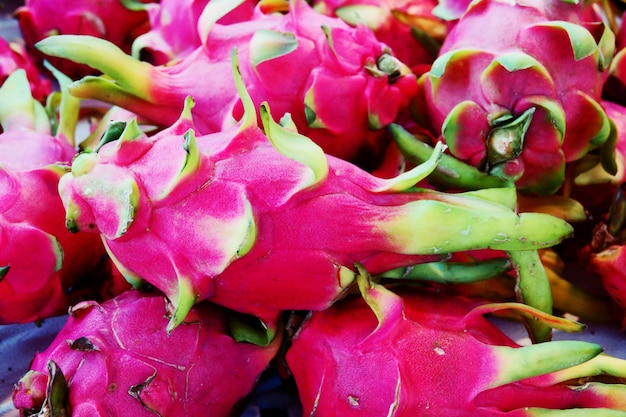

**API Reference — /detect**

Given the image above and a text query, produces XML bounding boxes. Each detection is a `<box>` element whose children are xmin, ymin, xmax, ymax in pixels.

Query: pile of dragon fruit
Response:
<box><xmin>4</xmin><ymin>0</ymin><xmax>626</xmax><ymax>415</ymax></box>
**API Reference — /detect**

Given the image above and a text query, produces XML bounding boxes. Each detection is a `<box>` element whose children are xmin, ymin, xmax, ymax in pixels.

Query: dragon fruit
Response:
<box><xmin>15</xmin><ymin>0</ymin><xmax>151</xmax><ymax>79</ymax></box>
<box><xmin>580</xmin><ymin>182</ymin><xmax>626</xmax><ymax>328</ymax></box>
<box><xmin>35</xmin><ymin>0</ymin><xmax>419</xmax><ymax>165</ymax></box>
<box><xmin>127</xmin><ymin>0</ymin><xmax>258</xmax><ymax>65</ymax></box>
<box><xmin>286</xmin><ymin>267</ymin><xmax>626</xmax><ymax>416</ymax></box>
<box><xmin>12</xmin><ymin>288</ymin><xmax>282</xmax><ymax>417</ymax></box>
<box><xmin>55</xmin><ymin>51</ymin><xmax>574</xmax><ymax>332</ymax></box>
<box><xmin>415</xmin><ymin>0</ymin><xmax>615</xmax><ymax>194</ymax></box>
<box><xmin>431</xmin><ymin>0</ymin><xmax>473</xmax><ymax>21</ymax></box>
<box><xmin>0</xmin><ymin>37</ymin><xmax>51</xmax><ymax>102</ymax></box>
<box><xmin>0</xmin><ymin>69</ymin><xmax>107</xmax><ymax>324</ymax></box>
<box><xmin>312</xmin><ymin>0</ymin><xmax>446</xmax><ymax>74</ymax></box>
<box><xmin>567</xmin><ymin>100</ymin><xmax>625</xmax><ymax>215</ymax></box>
<box><xmin>588</xmin><ymin>243</ymin><xmax>626</xmax><ymax>328</ymax></box>
<box><xmin>601</xmin><ymin>6</ymin><xmax>626</xmax><ymax>105</ymax></box>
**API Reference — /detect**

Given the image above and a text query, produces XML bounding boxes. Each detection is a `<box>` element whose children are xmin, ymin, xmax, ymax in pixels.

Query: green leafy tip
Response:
<box><xmin>167</xmin><ymin>277</ymin><xmax>197</xmax><ymax>334</ymax></box>
<box><xmin>0</xmin><ymin>265</ymin><xmax>9</xmax><ymax>281</ymax></box>
<box><xmin>260</xmin><ymin>102</ymin><xmax>329</xmax><ymax>187</ymax></box>
<box><xmin>230</xmin><ymin>48</ymin><xmax>256</xmax><ymax>130</ymax></box>
<box><xmin>374</xmin><ymin>141</ymin><xmax>445</xmax><ymax>192</ymax></box>
<box><xmin>249</xmin><ymin>29</ymin><xmax>298</xmax><ymax>72</ymax></box>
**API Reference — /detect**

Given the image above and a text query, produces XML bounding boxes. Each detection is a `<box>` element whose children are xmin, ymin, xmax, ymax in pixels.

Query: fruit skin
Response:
<box><xmin>415</xmin><ymin>0</ymin><xmax>615</xmax><ymax>194</ymax></box>
<box><xmin>55</xmin><ymin>51</ymin><xmax>574</xmax><ymax>332</ymax></box>
<box><xmin>129</xmin><ymin>0</ymin><xmax>258</xmax><ymax>65</ymax></box>
<box><xmin>0</xmin><ymin>37</ymin><xmax>51</xmax><ymax>102</ymax></box>
<box><xmin>12</xmin><ymin>289</ymin><xmax>282</xmax><ymax>417</ymax></box>
<box><xmin>35</xmin><ymin>0</ymin><xmax>420</xmax><ymax>165</ymax></box>
<box><xmin>312</xmin><ymin>0</ymin><xmax>446</xmax><ymax>74</ymax></box>
<box><xmin>588</xmin><ymin>245</ymin><xmax>626</xmax><ymax>328</ymax></box>
<box><xmin>286</xmin><ymin>275</ymin><xmax>626</xmax><ymax>416</ymax></box>
<box><xmin>16</xmin><ymin>0</ymin><xmax>151</xmax><ymax>78</ymax></box>
<box><xmin>0</xmin><ymin>70</ymin><xmax>106</xmax><ymax>324</ymax></box>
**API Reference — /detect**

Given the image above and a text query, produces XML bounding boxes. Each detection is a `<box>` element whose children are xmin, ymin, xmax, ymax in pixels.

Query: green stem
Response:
<box><xmin>389</xmin><ymin>123</ymin><xmax>512</xmax><ymax>191</ymax></box>
<box><xmin>507</xmin><ymin>250</ymin><xmax>553</xmax><ymax>343</ymax></box>
<box><xmin>379</xmin><ymin>258</ymin><xmax>511</xmax><ymax>284</ymax></box>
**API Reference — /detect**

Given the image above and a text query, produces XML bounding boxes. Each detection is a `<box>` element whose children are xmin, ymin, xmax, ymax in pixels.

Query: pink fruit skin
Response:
<box><xmin>16</xmin><ymin>0</ymin><xmax>151</xmax><ymax>78</ymax></box>
<box><xmin>12</xmin><ymin>289</ymin><xmax>281</xmax><ymax>417</ymax></box>
<box><xmin>58</xmin><ymin>113</ymin><xmax>442</xmax><ymax>323</ymax></box>
<box><xmin>417</xmin><ymin>0</ymin><xmax>612</xmax><ymax>194</ymax></box>
<box><xmin>0</xmin><ymin>128</ymin><xmax>106</xmax><ymax>324</ymax></box>
<box><xmin>312</xmin><ymin>0</ymin><xmax>444</xmax><ymax>74</ymax></box>
<box><xmin>0</xmin><ymin>38</ymin><xmax>51</xmax><ymax>102</ymax></box>
<box><xmin>57</xmin><ymin>69</ymin><xmax>573</xmax><ymax>328</ymax></box>
<box><xmin>133</xmin><ymin>0</ymin><xmax>258</xmax><ymax>65</ymax></box>
<box><xmin>286</xmin><ymin>288</ymin><xmax>621</xmax><ymax>416</ymax></box>
<box><xmin>589</xmin><ymin>245</ymin><xmax>626</xmax><ymax>328</ymax></box>
<box><xmin>47</xmin><ymin>0</ymin><xmax>418</xmax><ymax>164</ymax></box>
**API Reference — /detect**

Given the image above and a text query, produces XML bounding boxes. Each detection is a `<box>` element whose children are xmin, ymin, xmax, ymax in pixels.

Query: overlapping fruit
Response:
<box><xmin>3</xmin><ymin>0</ymin><xmax>626</xmax><ymax>416</ymax></box>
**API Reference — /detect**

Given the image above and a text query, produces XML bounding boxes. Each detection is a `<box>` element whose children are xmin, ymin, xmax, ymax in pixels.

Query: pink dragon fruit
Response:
<box><xmin>35</xmin><ymin>0</ymin><xmax>419</xmax><ymax>165</ymax></box>
<box><xmin>579</xmin><ymin>179</ymin><xmax>626</xmax><ymax>328</ymax></box>
<box><xmin>605</xmin><ymin>41</ymin><xmax>626</xmax><ymax>108</ymax></box>
<box><xmin>312</xmin><ymin>0</ymin><xmax>447</xmax><ymax>74</ymax></box>
<box><xmin>414</xmin><ymin>0</ymin><xmax>615</xmax><ymax>194</ymax></box>
<box><xmin>12</xmin><ymin>288</ymin><xmax>282</xmax><ymax>417</ymax></box>
<box><xmin>569</xmin><ymin>100</ymin><xmax>626</xmax><ymax>214</ymax></box>
<box><xmin>55</xmin><ymin>52</ymin><xmax>574</xmax><ymax>331</ymax></box>
<box><xmin>128</xmin><ymin>0</ymin><xmax>258</xmax><ymax>65</ymax></box>
<box><xmin>286</xmin><ymin>267</ymin><xmax>626</xmax><ymax>416</ymax></box>
<box><xmin>587</xmin><ymin>243</ymin><xmax>626</xmax><ymax>328</ymax></box>
<box><xmin>0</xmin><ymin>37</ymin><xmax>51</xmax><ymax>102</ymax></box>
<box><xmin>0</xmin><ymin>69</ymin><xmax>107</xmax><ymax>324</ymax></box>
<box><xmin>15</xmin><ymin>0</ymin><xmax>151</xmax><ymax>79</ymax></box>
<box><xmin>431</xmin><ymin>0</ymin><xmax>472</xmax><ymax>21</ymax></box>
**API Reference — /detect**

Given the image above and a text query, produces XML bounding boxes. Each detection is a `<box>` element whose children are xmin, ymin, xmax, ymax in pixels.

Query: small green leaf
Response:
<box><xmin>0</xmin><ymin>265</ymin><xmax>9</xmax><ymax>281</ymax></box>
<box><xmin>157</xmin><ymin>128</ymin><xmax>201</xmax><ymax>200</ymax></box>
<box><xmin>70</xmin><ymin>152</ymin><xmax>98</xmax><ymax>177</ymax></box>
<box><xmin>598</xmin><ymin>22</ymin><xmax>616</xmax><ymax>71</ymax></box>
<box><xmin>231</xmin><ymin>48</ymin><xmax>256</xmax><ymax>131</ymax></box>
<box><xmin>0</xmin><ymin>69</ymin><xmax>46</xmax><ymax>133</ymax></box>
<box><xmin>487</xmin><ymin>107</ymin><xmax>535</xmax><ymax>168</ymax></box>
<box><xmin>228</xmin><ymin>311</ymin><xmax>277</xmax><ymax>346</ymax></box>
<box><xmin>390</xmin><ymin>123</ymin><xmax>513</xmax><ymax>191</ymax></box>
<box><xmin>36</xmin><ymin>35</ymin><xmax>154</xmax><ymax>100</ymax></box>
<box><xmin>533</xmin><ymin>21</ymin><xmax>597</xmax><ymax>61</ymax></box>
<box><xmin>117</xmin><ymin>0</ymin><xmax>150</xmax><ymax>11</ymax></box>
<box><xmin>507</xmin><ymin>250</ymin><xmax>553</xmax><ymax>343</ymax></box>
<box><xmin>491</xmin><ymin>341</ymin><xmax>602</xmax><ymax>388</ymax></box>
<box><xmin>167</xmin><ymin>277</ymin><xmax>197</xmax><ymax>334</ymax></box>
<box><xmin>582</xmin><ymin>92</ymin><xmax>613</xmax><ymax>150</ymax></box>
<box><xmin>600</xmin><ymin>118</ymin><xmax>618</xmax><ymax>176</ymax></box>
<box><xmin>355</xmin><ymin>263</ymin><xmax>404</xmax><ymax>339</ymax></box>
<box><xmin>44</xmin><ymin>61</ymin><xmax>80</xmax><ymax>147</ymax></box>
<box><xmin>373</xmin><ymin>141</ymin><xmax>445</xmax><ymax>192</ymax></box>
<box><xmin>197</xmin><ymin>0</ymin><xmax>246</xmax><ymax>44</ymax></box>
<box><xmin>45</xmin><ymin>361</ymin><xmax>70</xmax><ymax>417</ymax></box>
<box><xmin>94</xmin><ymin>121</ymin><xmax>128</xmax><ymax>152</ymax></box>
<box><xmin>467</xmin><ymin>302</ymin><xmax>586</xmax><ymax>333</ymax></box>
<box><xmin>492</xmin><ymin>51</ymin><xmax>547</xmax><ymax>73</ymax></box>
<box><xmin>335</xmin><ymin>5</ymin><xmax>386</xmax><ymax>29</ymax></box>
<box><xmin>303</xmin><ymin>86</ymin><xmax>326</xmax><ymax>128</ymax></box>
<box><xmin>260</xmin><ymin>102</ymin><xmax>329</xmax><ymax>187</ymax></box>
<box><xmin>381</xmin><ymin>257</ymin><xmax>512</xmax><ymax>284</ymax></box>
<box><xmin>607</xmin><ymin>187</ymin><xmax>626</xmax><ymax>237</ymax></box>
<box><xmin>429</xmin><ymin>49</ymin><xmax>481</xmax><ymax>79</ymax></box>
<box><xmin>249</xmin><ymin>30</ymin><xmax>298</xmax><ymax>71</ymax></box>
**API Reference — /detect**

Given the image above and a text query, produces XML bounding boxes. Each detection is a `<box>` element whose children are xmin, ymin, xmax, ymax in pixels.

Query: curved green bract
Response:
<box><xmin>249</xmin><ymin>30</ymin><xmax>298</xmax><ymax>71</ymax></box>
<box><xmin>390</xmin><ymin>123</ymin><xmax>513</xmax><ymax>191</ymax></box>
<box><xmin>260</xmin><ymin>102</ymin><xmax>329</xmax><ymax>187</ymax></box>
<box><xmin>507</xmin><ymin>250</ymin><xmax>553</xmax><ymax>343</ymax></box>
